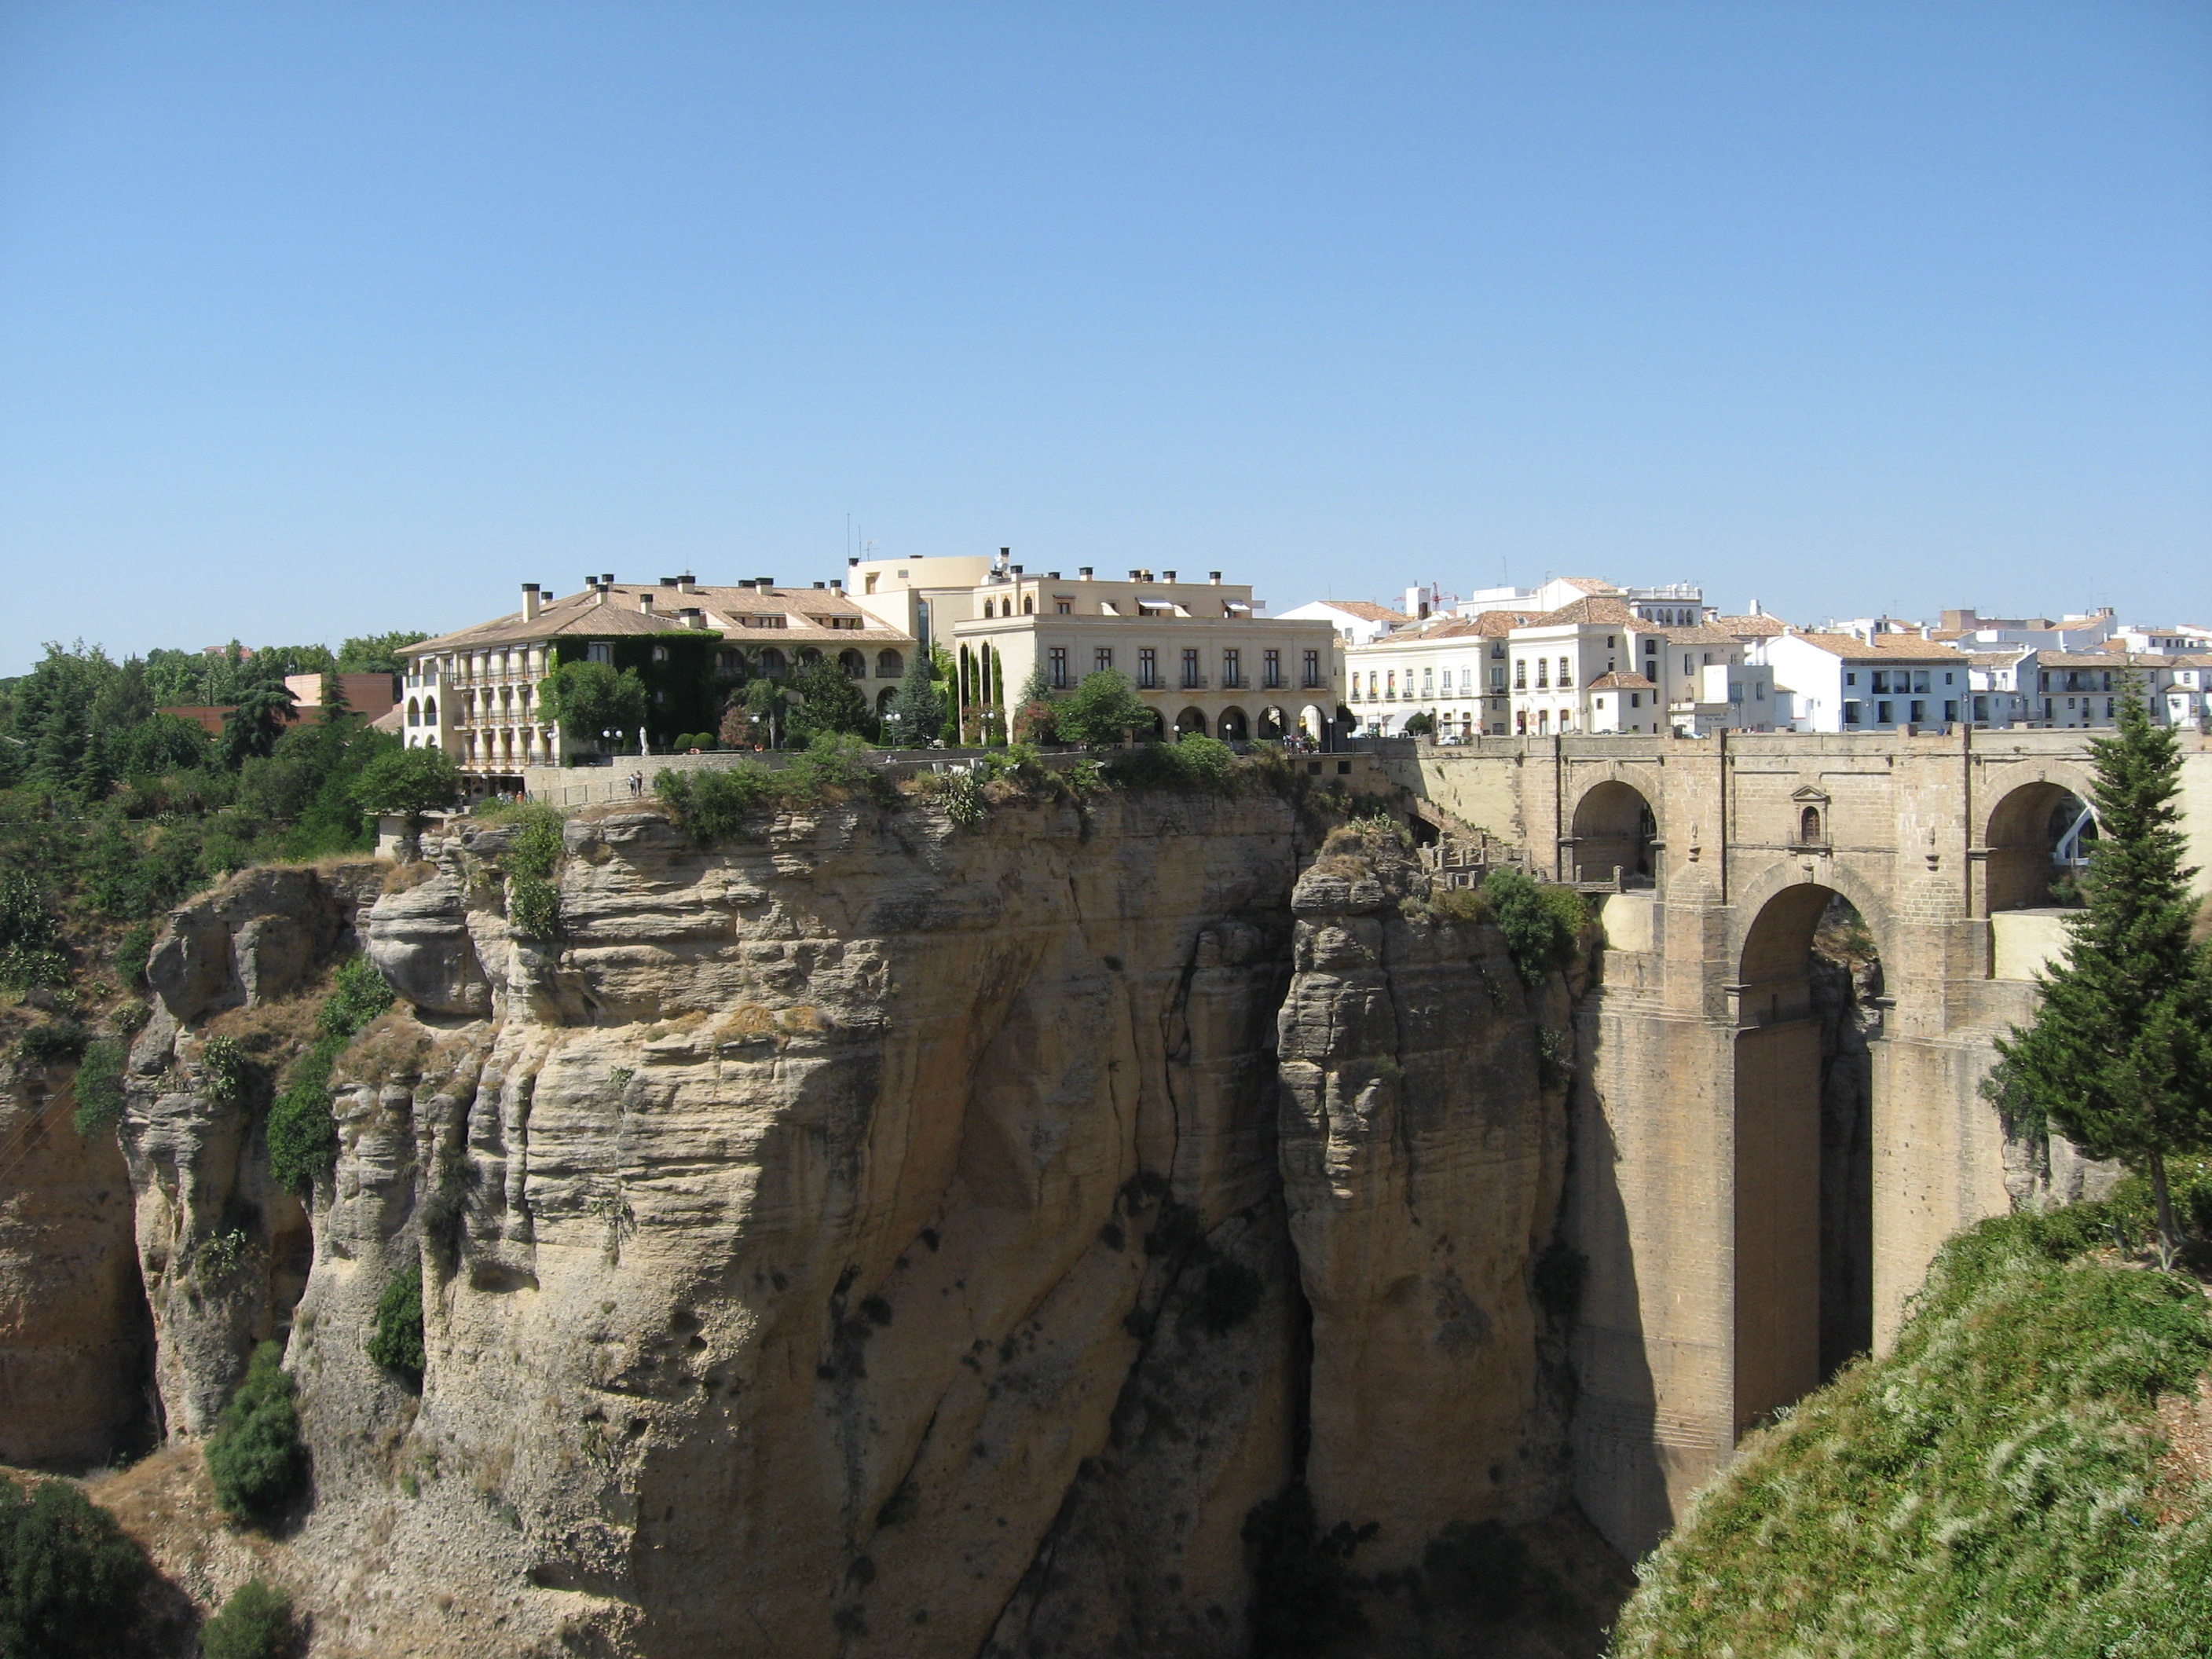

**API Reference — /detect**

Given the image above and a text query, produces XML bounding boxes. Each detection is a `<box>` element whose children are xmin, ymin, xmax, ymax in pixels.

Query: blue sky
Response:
<box><xmin>2</xmin><ymin>2</ymin><xmax>2207</xmax><ymax>671</ymax></box>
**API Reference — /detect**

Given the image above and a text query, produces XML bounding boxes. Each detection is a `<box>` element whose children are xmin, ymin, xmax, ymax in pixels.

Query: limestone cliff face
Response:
<box><xmin>122</xmin><ymin>863</ymin><xmax>382</xmax><ymax>1435</ymax></box>
<box><xmin>1276</xmin><ymin>831</ymin><xmax>1577</xmax><ymax>1566</ymax></box>
<box><xmin>284</xmin><ymin>795</ymin><xmax>1310</xmax><ymax>1658</ymax></box>
<box><xmin>0</xmin><ymin>1053</ymin><xmax>153</xmax><ymax>1467</ymax></box>
<box><xmin>89</xmin><ymin>795</ymin><xmax>1583</xmax><ymax>1657</ymax></box>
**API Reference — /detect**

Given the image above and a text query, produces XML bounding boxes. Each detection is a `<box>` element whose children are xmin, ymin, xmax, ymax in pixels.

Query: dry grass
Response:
<box><xmin>83</xmin><ymin>1444</ymin><xmax>288</xmax><ymax>1624</ymax></box>
<box><xmin>203</xmin><ymin>983</ymin><xmax>328</xmax><ymax>1060</ymax></box>
<box><xmin>380</xmin><ymin>860</ymin><xmax>440</xmax><ymax>895</ymax></box>
<box><xmin>331</xmin><ymin>1009</ymin><xmax>436</xmax><ymax>1087</ymax></box>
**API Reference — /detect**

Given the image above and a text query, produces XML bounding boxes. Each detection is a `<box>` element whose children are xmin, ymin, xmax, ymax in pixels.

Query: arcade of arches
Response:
<box><xmin>1364</xmin><ymin>728</ymin><xmax>2212</xmax><ymax>1561</ymax></box>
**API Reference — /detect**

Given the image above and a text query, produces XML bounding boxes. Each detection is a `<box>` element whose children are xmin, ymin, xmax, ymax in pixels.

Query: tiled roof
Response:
<box><xmin>1712</xmin><ymin>613</ymin><xmax>1788</xmax><ymax>637</ymax></box>
<box><xmin>1529</xmin><ymin>595</ymin><xmax>1639</xmax><ymax>627</ymax></box>
<box><xmin>1559</xmin><ymin>577</ymin><xmax>1622</xmax><ymax>595</ymax></box>
<box><xmin>1588</xmin><ymin>671</ymin><xmax>1657</xmax><ymax>690</ymax></box>
<box><xmin>1781</xmin><ymin>632</ymin><xmax>1958</xmax><ymax>662</ymax></box>
<box><xmin>1661</xmin><ymin>624</ymin><xmax>1744</xmax><ymax>648</ymax></box>
<box><xmin>408</xmin><ymin>584</ymin><xmax>912</xmax><ymax>654</ymax></box>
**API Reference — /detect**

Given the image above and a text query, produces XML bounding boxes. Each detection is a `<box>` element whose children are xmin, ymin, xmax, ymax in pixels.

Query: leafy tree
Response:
<box><xmin>786</xmin><ymin>657</ymin><xmax>873</xmax><ymax>745</ymax></box>
<box><xmin>337</xmin><ymin>630</ymin><xmax>429</xmax><ymax>674</ymax></box>
<box><xmin>200</xmin><ymin>1577</ymin><xmax>298</xmax><ymax>1659</ymax></box>
<box><xmin>738</xmin><ymin>678</ymin><xmax>791</xmax><ymax>749</ymax></box>
<box><xmin>206</xmin><ymin>1342</ymin><xmax>309</xmax><ymax>1527</ymax></box>
<box><xmin>1481</xmin><ymin>868</ymin><xmax>1586</xmax><ymax>989</ymax></box>
<box><xmin>1996</xmin><ymin>687</ymin><xmax>2212</xmax><ymax>1260</ymax></box>
<box><xmin>220</xmin><ymin>680</ymin><xmax>300</xmax><ymax>768</ymax></box>
<box><xmin>884</xmin><ymin>649</ymin><xmax>947</xmax><ymax>748</ymax></box>
<box><xmin>0</xmin><ymin>1477</ymin><xmax>151</xmax><ymax>1659</ymax></box>
<box><xmin>538</xmin><ymin>660</ymin><xmax>648</xmax><ymax>744</ymax></box>
<box><xmin>1401</xmin><ymin>710</ymin><xmax>1436</xmax><ymax>736</ymax></box>
<box><xmin>1053</xmin><ymin>668</ymin><xmax>1153</xmax><ymax>747</ymax></box>
<box><xmin>351</xmin><ymin>746</ymin><xmax>460</xmax><ymax>856</ymax></box>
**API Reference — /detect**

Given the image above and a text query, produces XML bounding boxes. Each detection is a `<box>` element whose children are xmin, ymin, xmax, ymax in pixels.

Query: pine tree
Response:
<box><xmin>884</xmin><ymin>650</ymin><xmax>945</xmax><ymax>749</ymax></box>
<box><xmin>1995</xmin><ymin>685</ymin><xmax>2212</xmax><ymax>1259</ymax></box>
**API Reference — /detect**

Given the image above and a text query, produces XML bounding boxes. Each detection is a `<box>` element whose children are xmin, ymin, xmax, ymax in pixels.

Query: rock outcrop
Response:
<box><xmin>93</xmin><ymin>794</ymin><xmax>1591</xmax><ymax>1656</ymax></box>
<box><xmin>1276</xmin><ymin>827</ymin><xmax>1578</xmax><ymax>1563</ymax></box>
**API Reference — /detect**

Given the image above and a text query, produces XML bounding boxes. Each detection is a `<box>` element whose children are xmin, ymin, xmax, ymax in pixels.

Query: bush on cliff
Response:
<box><xmin>267</xmin><ymin>958</ymin><xmax>394</xmax><ymax>1192</ymax></box>
<box><xmin>206</xmin><ymin>1342</ymin><xmax>309</xmax><ymax>1528</ymax></box>
<box><xmin>1242</xmin><ymin>1483</ymin><xmax>1374</xmax><ymax>1656</ymax></box>
<box><xmin>1103</xmin><ymin>734</ymin><xmax>1239</xmax><ymax>793</ymax></box>
<box><xmin>0</xmin><ymin>1477</ymin><xmax>151</xmax><ymax>1659</ymax></box>
<box><xmin>69</xmin><ymin>1036</ymin><xmax>127</xmax><ymax>1137</ymax></box>
<box><xmin>200</xmin><ymin>1577</ymin><xmax>299</xmax><ymax>1659</ymax></box>
<box><xmin>1481</xmin><ymin>869</ymin><xmax>1584</xmax><ymax>989</ymax></box>
<box><xmin>367</xmin><ymin>1259</ymin><xmax>426</xmax><ymax>1390</ymax></box>
<box><xmin>1610</xmin><ymin>1203</ymin><xmax>2212</xmax><ymax>1658</ymax></box>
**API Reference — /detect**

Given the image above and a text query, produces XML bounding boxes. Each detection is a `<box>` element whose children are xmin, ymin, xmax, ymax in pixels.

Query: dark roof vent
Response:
<box><xmin>1162</xmin><ymin>569</ymin><xmax>1177</xmax><ymax>583</ymax></box>
<box><xmin>814</xmin><ymin>580</ymin><xmax>826</xmax><ymax>589</ymax></box>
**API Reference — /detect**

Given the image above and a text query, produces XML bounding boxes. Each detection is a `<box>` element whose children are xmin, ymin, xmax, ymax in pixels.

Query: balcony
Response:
<box><xmin>1181</xmin><ymin>673</ymin><xmax>1210</xmax><ymax>690</ymax></box>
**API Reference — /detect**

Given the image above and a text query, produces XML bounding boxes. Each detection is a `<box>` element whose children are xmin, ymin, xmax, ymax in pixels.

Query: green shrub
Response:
<box><xmin>1104</xmin><ymin>735</ymin><xmax>1240</xmax><ymax>793</ymax></box>
<box><xmin>498</xmin><ymin>802</ymin><xmax>566</xmax><ymax>879</ymax></box>
<box><xmin>784</xmin><ymin>732</ymin><xmax>886</xmax><ymax>803</ymax></box>
<box><xmin>17</xmin><ymin>1019</ymin><xmax>89</xmax><ymax>1064</ymax></box>
<box><xmin>200</xmin><ymin>1576</ymin><xmax>298</xmax><ymax>1659</ymax></box>
<box><xmin>506</xmin><ymin>873</ymin><xmax>558</xmax><ymax>939</ymax></box>
<box><xmin>205</xmin><ymin>1342</ymin><xmax>309</xmax><ymax>1527</ymax></box>
<box><xmin>1242</xmin><ymin>1483</ymin><xmax>1372</xmax><ymax>1655</ymax></box>
<box><xmin>200</xmin><ymin>1034</ymin><xmax>249</xmax><ymax>1105</ymax></box>
<box><xmin>0</xmin><ymin>943</ymin><xmax>69</xmax><ymax>991</ymax></box>
<box><xmin>0</xmin><ymin>1477</ymin><xmax>151</xmax><ymax>1659</ymax></box>
<box><xmin>70</xmin><ymin>1038</ymin><xmax>127</xmax><ymax>1137</ymax></box>
<box><xmin>655</xmin><ymin>764</ymin><xmax>776</xmax><ymax>843</ymax></box>
<box><xmin>367</xmin><ymin>1260</ymin><xmax>425</xmax><ymax>1389</ymax></box>
<box><xmin>1482</xmin><ymin>869</ymin><xmax>1580</xmax><ymax>989</ymax></box>
<box><xmin>266</xmin><ymin>1042</ymin><xmax>341</xmax><ymax>1193</ymax></box>
<box><xmin>317</xmin><ymin>957</ymin><xmax>392</xmax><ymax>1041</ymax></box>
<box><xmin>115</xmin><ymin>920</ymin><xmax>156</xmax><ymax>990</ymax></box>
<box><xmin>934</xmin><ymin>771</ymin><xmax>986</xmax><ymax>828</ymax></box>
<box><xmin>1612</xmin><ymin>1207</ymin><xmax>2212</xmax><ymax>1657</ymax></box>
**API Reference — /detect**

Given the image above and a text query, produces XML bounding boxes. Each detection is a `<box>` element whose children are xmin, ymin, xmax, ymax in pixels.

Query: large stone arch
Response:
<box><xmin>1728</xmin><ymin>870</ymin><xmax>1890</xmax><ymax>1438</ymax></box>
<box><xmin>1725</xmin><ymin>855</ymin><xmax>1899</xmax><ymax>1012</ymax></box>
<box><xmin>1979</xmin><ymin>763</ymin><xmax>2100</xmax><ymax>915</ymax></box>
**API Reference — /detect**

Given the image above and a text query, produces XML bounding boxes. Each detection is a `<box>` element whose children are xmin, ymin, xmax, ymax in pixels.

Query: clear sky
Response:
<box><xmin>2</xmin><ymin>2</ymin><xmax>2207</xmax><ymax>672</ymax></box>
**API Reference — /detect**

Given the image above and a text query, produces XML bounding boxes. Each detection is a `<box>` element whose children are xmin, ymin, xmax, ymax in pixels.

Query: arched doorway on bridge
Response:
<box><xmin>1734</xmin><ymin>884</ymin><xmax>1884</xmax><ymax>1437</ymax></box>
<box><xmin>1983</xmin><ymin>781</ymin><xmax>2097</xmax><ymax>914</ymax></box>
<box><xmin>1570</xmin><ymin>781</ymin><xmax>1658</xmax><ymax>888</ymax></box>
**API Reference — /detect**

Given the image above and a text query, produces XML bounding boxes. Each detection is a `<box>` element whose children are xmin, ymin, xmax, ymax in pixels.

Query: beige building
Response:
<box><xmin>849</xmin><ymin>551</ymin><xmax>1343</xmax><ymax>742</ymax></box>
<box><xmin>401</xmin><ymin>573</ymin><xmax>914</xmax><ymax>784</ymax></box>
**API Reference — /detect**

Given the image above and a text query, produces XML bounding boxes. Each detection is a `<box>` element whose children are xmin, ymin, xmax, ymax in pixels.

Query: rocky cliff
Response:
<box><xmin>75</xmin><ymin>786</ymin><xmax>1593</xmax><ymax>1657</ymax></box>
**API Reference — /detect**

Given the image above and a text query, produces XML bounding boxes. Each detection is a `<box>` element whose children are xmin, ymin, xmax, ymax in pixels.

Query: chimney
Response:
<box><xmin>679</xmin><ymin>573</ymin><xmax>696</xmax><ymax>592</ymax></box>
<box><xmin>1209</xmin><ymin>571</ymin><xmax>1221</xmax><ymax>584</ymax></box>
<box><xmin>679</xmin><ymin>607</ymin><xmax>704</xmax><ymax>628</ymax></box>
<box><xmin>1010</xmin><ymin>564</ymin><xmax>1023</xmax><ymax>575</ymax></box>
<box><xmin>659</xmin><ymin>575</ymin><xmax>678</xmax><ymax>588</ymax></box>
<box><xmin>814</xmin><ymin>580</ymin><xmax>826</xmax><ymax>589</ymax></box>
<box><xmin>830</xmin><ymin>579</ymin><xmax>844</xmax><ymax>592</ymax></box>
<box><xmin>1129</xmin><ymin>569</ymin><xmax>1143</xmax><ymax>580</ymax></box>
<box><xmin>1078</xmin><ymin>567</ymin><xmax>1093</xmax><ymax>580</ymax></box>
<box><xmin>522</xmin><ymin>583</ymin><xmax>541</xmax><ymax>622</ymax></box>
<box><xmin>1162</xmin><ymin>569</ymin><xmax>1177</xmax><ymax>583</ymax></box>
<box><xmin>639</xmin><ymin>592</ymin><xmax>656</xmax><ymax>614</ymax></box>
<box><xmin>756</xmin><ymin>577</ymin><xmax>774</xmax><ymax>591</ymax></box>
<box><xmin>848</xmin><ymin>555</ymin><xmax>860</xmax><ymax>567</ymax></box>
<box><xmin>600</xmin><ymin>573</ymin><xmax>613</xmax><ymax>586</ymax></box>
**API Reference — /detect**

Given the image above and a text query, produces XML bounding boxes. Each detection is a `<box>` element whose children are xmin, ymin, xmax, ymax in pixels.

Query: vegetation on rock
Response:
<box><xmin>206</xmin><ymin>1341</ymin><xmax>309</xmax><ymax>1527</ymax></box>
<box><xmin>0</xmin><ymin>1477</ymin><xmax>152</xmax><ymax>1659</ymax></box>
<box><xmin>1996</xmin><ymin>686</ymin><xmax>2212</xmax><ymax>1258</ymax></box>
<box><xmin>200</xmin><ymin>1576</ymin><xmax>300</xmax><ymax>1659</ymax></box>
<box><xmin>1612</xmin><ymin>1198</ymin><xmax>2212</xmax><ymax>1657</ymax></box>
<box><xmin>1478</xmin><ymin>867</ymin><xmax>1586</xmax><ymax>988</ymax></box>
<box><xmin>269</xmin><ymin>958</ymin><xmax>394</xmax><ymax>1191</ymax></box>
<box><xmin>368</xmin><ymin>1259</ymin><xmax>426</xmax><ymax>1389</ymax></box>
<box><xmin>1241</xmin><ymin>1482</ymin><xmax>1373</xmax><ymax>1656</ymax></box>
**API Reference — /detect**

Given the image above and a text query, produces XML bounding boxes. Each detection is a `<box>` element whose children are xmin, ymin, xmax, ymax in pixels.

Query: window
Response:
<box><xmin>876</xmin><ymin>649</ymin><xmax>903</xmax><ymax>678</ymax></box>
<box><xmin>1845</xmin><ymin>672</ymin><xmax>1856</xmax><ymax>685</ymax></box>
<box><xmin>1800</xmin><ymin>806</ymin><xmax>1822</xmax><ymax>843</ymax></box>
<box><xmin>652</xmin><ymin>645</ymin><xmax>669</xmax><ymax>663</ymax></box>
<box><xmin>1421</xmin><ymin>667</ymin><xmax>1433</xmax><ymax>695</ymax></box>
<box><xmin>1024</xmin><ymin>596</ymin><xmax>1035</xmax><ymax>614</ymax></box>
<box><xmin>588</xmin><ymin>643</ymin><xmax>613</xmax><ymax>665</ymax></box>
<box><xmin>1303</xmin><ymin>650</ymin><xmax>1321</xmax><ymax>687</ymax></box>
<box><xmin>1877</xmin><ymin>700</ymin><xmax>1892</xmax><ymax>723</ymax></box>
<box><xmin>406</xmin><ymin>698</ymin><xmax>420</xmax><ymax>727</ymax></box>
<box><xmin>1386</xmin><ymin>670</ymin><xmax>1397</xmax><ymax>698</ymax></box>
<box><xmin>1367</xmin><ymin>671</ymin><xmax>1377</xmax><ymax>698</ymax></box>
<box><xmin>1913</xmin><ymin>672</ymin><xmax>1930</xmax><ymax>694</ymax></box>
<box><xmin>1536</xmin><ymin>660</ymin><xmax>1549</xmax><ymax>689</ymax></box>
<box><xmin>1049</xmin><ymin>647</ymin><xmax>1068</xmax><ymax>688</ymax></box>
<box><xmin>1492</xmin><ymin>642</ymin><xmax>1505</xmax><ymax>659</ymax></box>
<box><xmin>1491</xmin><ymin>666</ymin><xmax>1507</xmax><ymax>690</ymax></box>
<box><xmin>1181</xmin><ymin>648</ymin><xmax>1201</xmax><ymax>688</ymax></box>
<box><xmin>1057</xmin><ymin>601</ymin><xmax>1071</xmax><ymax>614</ymax></box>
<box><xmin>1223</xmin><ymin>649</ymin><xmax>1243</xmax><ymax>687</ymax></box>
<box><xmin>1844</xmin><ymin>701</ymin><xmax>1862</xmax><ymax>726</ymax></box>
<box><xmin>1514</xmin><ymin>659</ymin><xmax>1527</xmax><ymax>689</ymax></box>
<box><xmin>1945</xmin><ymin>700</ymin><xmax>1959</xmax><ymax>722</ymax></box>
<box><xmin>1094</xmin><ymin>647</ymin><xmax>1114</xmax><ymax>675</ymax></box>
<box><xmin>1138</xmin><ymin>647</ymin><xmax>1158</xmax><ymax>688</ymax></box>
<box><xmin>1943</xmin><ymin>672</ymin><xmax>1955</xmax><ymax>685</ymax></box>
<box><xmin>1630</xmin><ymin>693</ymin><xmax>1641</xmax><ymax>709</ymax></box>
<box><xmin>1683</xmin><ymin>654</ymin><xmax>1692</xmax><ymax>676</ymax></box>
<box><xmin>1558</xmin><ymin>657</ymin><xmax>1572</xmax><ymax>689</ymax></box>
<box><xmin>1910</xmin><ymin>700</ymin><xmax>1925</xmax><ymax>723</ymax></box>
<box><xmin>1263</xmin><ymin>649</ymin><xmax>1281</xmax><ymax>687</ymax></box>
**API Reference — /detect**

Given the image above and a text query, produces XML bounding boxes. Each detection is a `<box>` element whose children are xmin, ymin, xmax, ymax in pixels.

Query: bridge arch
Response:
<box><xmin>1569</xmin><ymin>778</ymin><xmax>1660</xmax><ymax>887</ymax></box>
<box><xmin>1981</xmin><ymin>767</ymin><xmax>2099</xmax><ymax>914</ymax></box>
<box><xmin>1729</xmin><ymin>870</ymin><xmax>1889</xmax><ymax>1437</ymax></box>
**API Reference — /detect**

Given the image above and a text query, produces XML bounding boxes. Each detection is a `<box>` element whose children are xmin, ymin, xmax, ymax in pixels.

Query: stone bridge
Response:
<box><xmin>1376</xmin><ymin>729</ymin><xmax>2212</xmax><ymax>1557</ymax></box>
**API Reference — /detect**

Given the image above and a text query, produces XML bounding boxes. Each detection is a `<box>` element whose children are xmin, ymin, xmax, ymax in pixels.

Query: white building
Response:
<box><xmin>1276</xmin><ymin>599</ymin><xmax>1412</xmax><ymax>646</ymax></box>
<box><xmin>1765</xmin><ymin>633</ymin><xmax>1968</xmax><ymax>731</ymax></box>
<box><xmin>1452</xmin><ymin>576</ymin><xmax>1706</xmax><ymax>628</ymax></box>
<box><xmin>1342</xmin><ymin>610</ymin><xmax>1528</xmax><ymax>738</ymax></box>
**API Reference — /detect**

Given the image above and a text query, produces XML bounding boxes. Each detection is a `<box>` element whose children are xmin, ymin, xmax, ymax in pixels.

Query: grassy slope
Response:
<box><xmin>1612</xmin><ymin>1205</ymin><xmax>2212</xmax><ymax>1658</ymax></box>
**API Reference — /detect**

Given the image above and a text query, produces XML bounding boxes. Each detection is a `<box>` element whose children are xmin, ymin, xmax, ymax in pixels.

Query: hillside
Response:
<box><xmin>1611</xmin><ymin>1188</ymin><xmax>2212</xmax><ymax>1657</ymax></box>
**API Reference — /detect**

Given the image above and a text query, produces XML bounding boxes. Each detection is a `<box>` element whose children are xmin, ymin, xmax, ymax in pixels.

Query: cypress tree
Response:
<box><xmin>1995</xmin><ymin>685</ymin><xmax>2212</xmax><ymax>1260</ymax></box>
<box><xmin>885</xmin><ymin>650</ymin><xmax>945</xmax><ymax>748</ymax></box>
